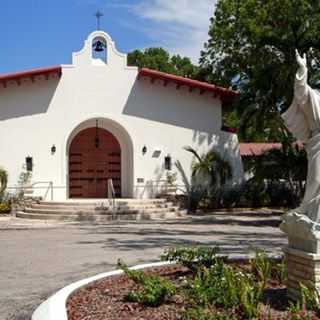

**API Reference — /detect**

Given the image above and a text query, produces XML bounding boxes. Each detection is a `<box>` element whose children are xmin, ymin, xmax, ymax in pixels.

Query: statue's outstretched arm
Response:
<box><xmin>294</xmin><ymin>49</ymin><xmax>308</xmax><ymax>104</ymax></box>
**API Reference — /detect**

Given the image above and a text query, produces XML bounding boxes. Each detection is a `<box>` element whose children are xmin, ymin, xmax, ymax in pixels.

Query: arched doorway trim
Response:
<box><xmin>65</xmin><ymin>118</ymin><xmax>134</xmax><ymax>198</ymax></box>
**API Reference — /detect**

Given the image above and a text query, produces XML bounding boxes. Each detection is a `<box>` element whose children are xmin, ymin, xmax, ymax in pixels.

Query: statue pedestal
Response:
<box><xmin>284</xmin><ymin>247</ymin><xmax>320</xmax><ymax>300</ymax></box>
<box><xmin>281</xmin><ymin>211</ymin><xmax>320</xmax><ymax>300</ymax></box>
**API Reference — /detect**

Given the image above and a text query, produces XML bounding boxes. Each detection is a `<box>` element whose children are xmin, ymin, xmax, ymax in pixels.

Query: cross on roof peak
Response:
<box><xmin>94</xmin><ymin>10</ymin><xmax>104</xmax><ymax>30</ymax></box>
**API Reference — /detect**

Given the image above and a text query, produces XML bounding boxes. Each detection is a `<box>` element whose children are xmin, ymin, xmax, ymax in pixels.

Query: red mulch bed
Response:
<box><xmin>67</xmin><ymin>264</ymin><xmax>319</xmax><ymax>320</ymax></box>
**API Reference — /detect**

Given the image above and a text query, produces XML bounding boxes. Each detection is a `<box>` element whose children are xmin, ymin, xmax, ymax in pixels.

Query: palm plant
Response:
<box><xmin>175</xmin><ymin>160</ymin><xmax>206</xmax><ymax>213</ymax></box>
<box><xmin>184</xmin><ymin>147</ymin><xmax>233</xmax><ymax>206</ymax></box>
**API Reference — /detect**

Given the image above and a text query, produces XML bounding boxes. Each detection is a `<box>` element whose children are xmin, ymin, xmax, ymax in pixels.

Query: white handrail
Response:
<box><xmin>107</xmin><ymin>179</ymin><xmax>116</xmax><ymax>210</ymax></box>
<box><xmin>32</xmin><ymin>181</ymin><xmax>53</xmax><ymax>200</ymax></box>
<box><xmin>7</xmin><ymin>181</ymin><xmax>53</xmax><ymax>200</ymax></box>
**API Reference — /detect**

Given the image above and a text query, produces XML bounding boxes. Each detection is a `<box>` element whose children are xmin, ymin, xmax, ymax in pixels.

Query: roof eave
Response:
<box><xmin>138</xmin><ymin>68</ymin><xmax>239</xmax><ymax>102</ymax></box>
<box><xmin>0</xmin><ymin>66</ymin><xmax>62</xmax><ymax>87</ymax></box>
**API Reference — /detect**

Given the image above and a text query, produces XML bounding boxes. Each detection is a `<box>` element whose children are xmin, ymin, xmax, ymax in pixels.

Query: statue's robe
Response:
<box><xmin>282</xmin><ymin>69</ymin><xmax>320</xmax><ymax>222</ymax></box>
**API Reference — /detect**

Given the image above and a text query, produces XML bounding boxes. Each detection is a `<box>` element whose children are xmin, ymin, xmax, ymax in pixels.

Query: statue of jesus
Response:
<box><xmin>281</xmin><ymin>50</ymin><xmax>320</xmax><ymax>246</ymax></box>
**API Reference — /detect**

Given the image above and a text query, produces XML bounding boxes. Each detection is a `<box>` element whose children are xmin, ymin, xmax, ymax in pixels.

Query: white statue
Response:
<box><xmin>281</xmin><ymin>50</ymin><xmax>320</xmax><ymax>252</ymax></box>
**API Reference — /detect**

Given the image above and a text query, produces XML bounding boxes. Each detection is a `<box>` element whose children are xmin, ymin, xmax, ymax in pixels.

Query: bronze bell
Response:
<box><xmin>93</xmin><ymin>40</ymin><xmax>106</xmax><ymax>52</ymax></box>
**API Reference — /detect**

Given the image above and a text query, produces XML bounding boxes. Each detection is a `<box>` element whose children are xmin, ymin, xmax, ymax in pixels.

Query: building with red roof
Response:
<box><xmin>0</xmin><ymin>31</ymin><xmax>242</xmax><ymax>200</ymax></box>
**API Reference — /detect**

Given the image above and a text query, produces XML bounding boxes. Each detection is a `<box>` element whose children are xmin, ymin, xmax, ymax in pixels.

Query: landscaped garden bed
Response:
<box><xmin>67</xmin><ymin>247</ymin><xmax>320</xmax><ymax>320</ymax></box>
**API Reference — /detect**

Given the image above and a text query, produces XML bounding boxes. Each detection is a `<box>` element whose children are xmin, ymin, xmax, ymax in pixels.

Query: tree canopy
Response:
<box><xmin>128</xmin><ymin>47</ymin><xmax>200</xmax><ymax>79</ymax></box>
<box><xmin>200</xmin><ymin>0</ymin><xmax>320</xmax><ymax>142</ymax></box>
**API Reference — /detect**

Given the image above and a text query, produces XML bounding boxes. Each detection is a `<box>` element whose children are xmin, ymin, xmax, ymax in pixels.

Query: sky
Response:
<box><xmin>0</xmin><ymin>0</ymin><xmax>216</xmax><ymax>74</ymax></box>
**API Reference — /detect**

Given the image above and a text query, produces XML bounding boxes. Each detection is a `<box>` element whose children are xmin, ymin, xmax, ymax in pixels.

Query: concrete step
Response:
<box><xmin>39</xmin><ymin>199</ymin><xmax>167</xmax><ymax>206</ymax></box>
<box><xmin>30</xmin><ymin>203</ymin><xmax>175</xmax><ymax>211</ymax></box>
<box><xmin>24</xmin><ymin>207</ymin><xmax>177</xmax><ymax>215</ymax></box>
<box><xmin>16</xmin><ymin>211</ymin><xmax>184</xmax><ymax>222</ymax></box>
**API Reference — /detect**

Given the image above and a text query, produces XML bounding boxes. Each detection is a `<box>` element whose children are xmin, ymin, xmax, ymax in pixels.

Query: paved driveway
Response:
<box><xmin>0</xmin><ymin>212</ymin><xmax>287</xmax><ymax>320</ymax></box>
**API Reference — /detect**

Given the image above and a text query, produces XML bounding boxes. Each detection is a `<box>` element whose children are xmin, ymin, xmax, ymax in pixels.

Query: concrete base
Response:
<box><xmin>288</xmin><ymin>237</ymin><xmax>320</xmax><ymax>254</ymax></box>
<box><xmin>284</xmin><ymin>247</ymin><xmax>320</xmax><ymax>300</ymax></box>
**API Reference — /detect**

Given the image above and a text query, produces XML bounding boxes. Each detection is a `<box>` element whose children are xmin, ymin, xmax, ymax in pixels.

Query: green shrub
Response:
<box><xmin>0</xmin><ymin>167</ymin><xmax>8</xmax><ymax>195</ymax></box>
<box><xmin>250</xmin><ymin>250</ymin><xmax>271</xmax><ymax>296</ymax></box>
<box><xmin>184</xmin><ymin>261</ymin><xmax>260</xmax><ymax>319</ymax></box>
<box><xmin>0</xmin><ymin>202</ymin><xmax>11</xmax><ymax>214</ymax></box>
<box><xmin>287</xmin><ymin>301</ymin><xmax>314</xmax><ymax>320</ymax></box>
<box><xmin>300</xmin><ymin>282</ymin><xmax>320</xmax><ymax>316</ymax></box>
<box><xmin>220</xmin><ymin>184</ymin><xmax>243</xmax><ymax>208</ymax></box>
<box><xmin>117</xmin><ymin>260</ymin><xmax>176</xmax><ymax>307</ymax></box>
<box><xmin>161</xmin><ymin>246</ymin><xmax>222</xmax><ymax>272</ymax></box>
<box><xmin>183</xmin><ymin>307</ymin><xmax>237</xmax><ymax>320</ymax></box>
<box><xmin>272</xmin><ymin>260</ymin><xmax>287</xmax><ymax>285</ymax></box>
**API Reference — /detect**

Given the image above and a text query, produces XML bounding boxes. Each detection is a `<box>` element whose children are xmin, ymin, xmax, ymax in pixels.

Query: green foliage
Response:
<box><xmin>117</xmin><ymin>260</ymin><xmax>176</xmax><ymax>307</ymax></box>
<box><xmin>272</xmin><ymin>260</ymin><xmax>287</xmax><ymax>285</ymax></box>
<box><xmin>183</xmin><ymin>307</ymin><xmax>237</xmax><ymax>320</ymax></box>
<box><xmin>17</xmin><ymin>171</ymin><xmax>32</xmax><ymax>199</ymax></box>
<box><xmin>286</xmin><ymin>282</ymin><xmax>320</xmax><ymax>319</ymax></box>
<box><xmin>0</xmin><ymin>202</ymin><xmax>11</xmax><ymax>214</ymax></box>
<box><xmin>185</xmin><ymin>147</ymin><xmax>233</xmax><ymax>189</ymax></box>
<box><xmin>201</xmin><ymin>0</ymin><xmax>320</xmax><ymax>142</ymax></box>
<box><xmin>246</xmin><ymin>137</ymin><xmax>307</xmax><ymax>205</ymax></box>
<box><xmin>250</xmin><ymin>250</ymin><xmax>272</xmax><ymax>295</ymax></box>
<box><xmin>287</xmin><ymin>301</ymin><xmax>314</xmax><ymax>320</ymax></box>
<box><xmin>128</xmin><ymin>48</ymin><xmax>200</xmax><ymax>79</ymax></box>
<box><xmin>184</xmin><ymin>261</ymin><xmax>261</xmax><ymax>319</ymax></box>
<box><xmin>0</xmin><ymin>168</ymin><xmax>9</xmax><ymax>211</ymax></box>
<box><xmin>116</xmin><ymin>246</ymin><xmax>320</xmax><ymax>318</ymax></box>
<box><xmin>220</xmin><ymin>176</ymin><xmax>303</xmax><ymax>208</ymax></box>
<box><xmin>166</xmin><ymin>171</ymin><xmax>177</xmax><ymax>185</ymax></box>
<box><xmin>161</xmin><ymin>246</ymin><xmax>221</xmax><ymax>272</ymax></box>
<box><xmin>184</xmin><ymin>147</ymin><xmax>233</xmax><ymax>208</ymax></box>
<box><xmin>300</xmin><ymin>282</ymin><xmax>320</xmax><ymax>316</ymax></box>
<box><xmin>0</xmin><ymin>167</ymin><xmax>8</xmax><ymax>196</ymax></box>
<box><xmin>175</xmin><ymin>159</ymin><xmax>207</xmax><ymax>213</ymax></box>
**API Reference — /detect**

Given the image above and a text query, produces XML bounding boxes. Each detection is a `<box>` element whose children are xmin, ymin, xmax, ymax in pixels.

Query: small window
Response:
<box><xmin>92</xmin><ymin>37</ymin><xmax>107</xmax><ymax>65</ymax></box>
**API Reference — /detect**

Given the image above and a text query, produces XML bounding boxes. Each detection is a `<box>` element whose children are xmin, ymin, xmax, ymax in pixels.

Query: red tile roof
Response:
<box><xmin>138</xmin><ymin>68</ymin><xmax>239</xmax><ymax>102</ymax></box>
<box><xmin>0</xmin><ymin>66</ymin><xmax>62</xmax><ymax>87</ymax></box>
<box><xmin>239</xmin><ymin>143</ymin><xmax>282</xmax><ymax>156</ymax></box>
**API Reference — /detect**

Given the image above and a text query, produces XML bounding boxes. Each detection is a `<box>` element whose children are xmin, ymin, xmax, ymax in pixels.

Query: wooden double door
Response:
<box><xmin>69</xmin><ymin>127</ymin><xmax>121</xmax><ymax>198</ymax></box>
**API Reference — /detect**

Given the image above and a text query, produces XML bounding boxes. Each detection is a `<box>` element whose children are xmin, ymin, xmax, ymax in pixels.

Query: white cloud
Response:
<box><xmin>104</xmin><ymin>0</ymin><xmax>216</xmax><ymax>63</ymax></box>
<box><xmin>131</xmin><ymin>0</ymin><xmax>216</xmax><ymax>63</ymax></box>
<box><xmin>131</xmin><ymin>0</ymin><xmax>216</xmax><ymax>62</ymax></box>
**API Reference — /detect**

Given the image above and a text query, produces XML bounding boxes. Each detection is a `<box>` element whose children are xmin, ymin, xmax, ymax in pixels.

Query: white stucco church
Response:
<box><xmin>0</xmin><ymin>31</ymin><xmax>242</xmax><ymax>201</ymax></box>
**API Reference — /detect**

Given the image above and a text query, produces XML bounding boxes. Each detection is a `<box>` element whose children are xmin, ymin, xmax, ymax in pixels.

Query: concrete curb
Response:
<box><xmin>31</xmin><ymin>253</ymin><xmax>283</xmax><ymax>320</ymax></box>
<box><xmin>31</xmin><ymin>261</ymin><xmax>173</xmax><ymax>320</ymax></box>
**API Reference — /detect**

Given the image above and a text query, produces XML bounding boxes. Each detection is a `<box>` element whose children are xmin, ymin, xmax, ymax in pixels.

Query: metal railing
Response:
<box><xmin>32</xmin><ymin>181</ymin><xmax>53</xmax><ymax>200</ymax></box>
<box><xmin>107</xmin><ymin>179</ymin><xmax>116</xmax><ymax>212</ymax></box>
<box><xmin>7</xmin><ymin>181</ymin><xmax>53</xmax><ymax>200</ymax></box>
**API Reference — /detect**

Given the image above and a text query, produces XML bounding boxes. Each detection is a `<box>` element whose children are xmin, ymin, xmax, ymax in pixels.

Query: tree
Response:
<box><xmin>200</xmin><ymin>0</ymin><xmax>320</xmax><ymax>142</ymax></box>
<box><xmin>128</xmin><ymin>48</ymin><xmax>200</xmax><ymax>79</ymax></box>
<box><xmin>244</xmin><ymin>133</ymin><xmax>307</xmax><ymax>206</ymax></box>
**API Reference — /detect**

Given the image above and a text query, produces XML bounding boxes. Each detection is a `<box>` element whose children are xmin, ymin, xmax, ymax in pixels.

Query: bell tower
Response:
<box><xmin>71</xmin><ymin>30</ymin><xmax>131</xmax><ymax>70</ymax></box>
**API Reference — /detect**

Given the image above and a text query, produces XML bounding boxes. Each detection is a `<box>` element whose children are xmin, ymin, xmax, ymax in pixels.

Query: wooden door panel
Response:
<box><xmin>69</xmin><ymin>127</ymin><xmax>121</xmax><ymax>198</ymax></box>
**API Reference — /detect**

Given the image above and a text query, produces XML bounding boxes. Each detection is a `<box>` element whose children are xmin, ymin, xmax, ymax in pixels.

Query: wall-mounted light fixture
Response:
<box><xmin>142</xmin><ymin>145</ymin><xmax>147</xmax><ymax>155</ymax></box>
<box><xmin>26</xmin><ymin>156</ymin><xmax>33</xmax><ymax>172</ymax></box>
<box><xmin>164</xmin><ymin>154</ymin><xmax>172</xmax><ymax>170</ymax></box>
<box><xmin>51</xmin><ymin>144</ymin><xmax>56</xmax><ymax>154</ymax></box>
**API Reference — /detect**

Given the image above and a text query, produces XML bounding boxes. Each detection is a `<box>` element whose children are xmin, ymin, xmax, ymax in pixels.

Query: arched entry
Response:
<box><xmin>69</xmin><ymin>127</ymin><xmax>121</xmax><ymax>198</ymax></box>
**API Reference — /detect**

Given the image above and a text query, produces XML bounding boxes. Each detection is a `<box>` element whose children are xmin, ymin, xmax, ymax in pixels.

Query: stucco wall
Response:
<box><xmin>0</xmin><ymin>31</ymin><xmax>242</xmax><ymax>200</ymax></box>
